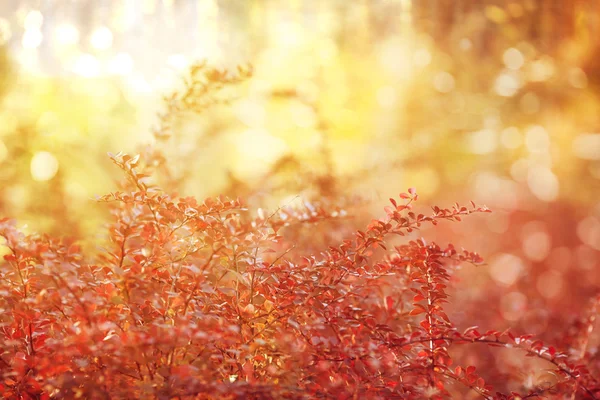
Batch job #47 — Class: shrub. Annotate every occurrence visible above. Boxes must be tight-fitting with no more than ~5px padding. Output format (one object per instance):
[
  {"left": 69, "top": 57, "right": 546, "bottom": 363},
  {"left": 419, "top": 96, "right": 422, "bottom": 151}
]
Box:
[
  {"left": 1, "top": 158, "right": 598, "bottom": 399},
  {"left": 1, "top": 64, "right": 599, "bottom": 399}
]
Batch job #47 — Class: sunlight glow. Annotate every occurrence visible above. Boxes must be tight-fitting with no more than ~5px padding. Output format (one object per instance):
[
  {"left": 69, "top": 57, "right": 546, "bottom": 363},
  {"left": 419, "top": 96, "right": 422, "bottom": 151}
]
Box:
[
  {"left": 72, "top": 53, "right": 101, "bottom": 77},
  {"left": 30, "top": 151, "right": 59, "bottom": 181},
  {"left": 54, "top": 23, "right": 79, "bottom": 46},
  {"left": 22, "top": 29, "right": 43, "bottom": 49},
  {"left": 90, "top": 26, "right": 113, "bottom": 50}
]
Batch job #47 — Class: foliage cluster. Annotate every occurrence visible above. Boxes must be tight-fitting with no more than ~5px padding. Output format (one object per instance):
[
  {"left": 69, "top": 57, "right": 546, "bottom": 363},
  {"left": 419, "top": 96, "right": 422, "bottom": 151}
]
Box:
[{"left": 1, "top": 63, "right": 599, "bottom": 399}]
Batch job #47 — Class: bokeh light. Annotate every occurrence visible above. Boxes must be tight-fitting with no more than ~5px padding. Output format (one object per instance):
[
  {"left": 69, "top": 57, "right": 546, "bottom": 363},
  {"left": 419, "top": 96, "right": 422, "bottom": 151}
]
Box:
[{"left": 30, "top": 151, "right": 59, "bottom": 181}]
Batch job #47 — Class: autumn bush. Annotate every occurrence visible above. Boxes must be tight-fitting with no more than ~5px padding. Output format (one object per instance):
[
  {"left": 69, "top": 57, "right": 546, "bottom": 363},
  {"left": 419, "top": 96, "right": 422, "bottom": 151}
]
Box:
[{"left": 1, "top": 64, "right": 600, "bottom": 400}]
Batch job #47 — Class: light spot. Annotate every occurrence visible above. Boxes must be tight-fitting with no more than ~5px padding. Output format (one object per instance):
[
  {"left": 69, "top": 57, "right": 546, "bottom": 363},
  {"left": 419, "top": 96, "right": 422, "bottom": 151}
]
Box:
[
  {"left": 525, "top": 125, "right": 550, "bottom": 153},
  {"left": 22, "top": 29, "right": 43, "bottom": 49},
  {"left": 568, "top": 68, "right": 587, "bottom": 89},
  {"left": 572, "top": 134, "right": 600, "bottom": 160},
  {"left": 468, "top": 129, "right": 497, "bottom": 154},
  {"left": 296, "top": 81, "right": 319, "bottom": 103},
  {"left": 90, "top": 26, "right": 113, "bottom": 50},
  {"left": 521, "top": 222, "right": 551, "bottom": 262},
  {"left": 520, "top": 92, "right": 540, "bottom": 114},
  {"left": 127, "top": 74, "right": 152, "bottom": 93},
  {"left": 37, "top": 112, "right": 60, "bottom": 135},
  {"left": 413, "top": 48, "right": 431, "bottom": 67},
  {"left": 459, "top": 38, "right": 472, "bottom": 51},
  {"left": 500, "top": 292, "right": 528, "bottom": 321},
  {"left": 472, "top": 171, "right": 518, "bottom": 208},
  {"left": 510, "top": 158, "right": 530, "bottom": 182},
  {"left": 494, "top": 71, "right": 521, "bottom": 97},
  {"left": 30, "top": 151, "right": 59, "bottom": 181},
  {"left": 167, "top": 54, "right": 188, "bottom": 71},
  {"left": 54, "top": 23, "right": 79, "bottom": 46},
  {"left": 501, "top": 127, "right": 522, "bottom": 149},
  {"left": 0, "top": 18, "right": 12, "bottom": 45},
  {"left": 527, "top": 166, "right": 559, "bottom": 202},
  {"left": 234, "top": 99, "right": 266, "bottom": 128},
  {"left": 24, "top": 10, "right": 43, "bottom": 30},
  {"left": 0, "top": 139, "right": 7, "bottom": 163},
  {"left": 433, "top": 71, "right": 455, "bottom": 93},
  {"left": 378, "top": 39, "right": 412, "bottom": 78},
  {"left": 72, "top": 53, "right": 100, "bottom": 77},
  {"left": 376, "top": 86, "right": 397, "bottom": 109},
  {"left": 577, "top": 216, "right": 600, "bottom": 250},
  {"left": 503, "top": 48, "right": 525, "bottom": 70},
  {"left": 236, "top": 129, "right": 288, "bottom": 171},
  {"left": 290, "top": 102, "right": 317, "bottom": 128},
  {"left": 528, "top": 58, "right": 555, "bottom": 82},
  {"left": 490, "top": 253, "right": 525, "bottom": 286},
  {"left": 318, "top": 39, "right": 338, "bottom": 63},
  {"left": 108, "top": 53, "right": 134, "bottom": 75},
  {"left": 485, "top": 6, "right": 508, "bottom": 23}
]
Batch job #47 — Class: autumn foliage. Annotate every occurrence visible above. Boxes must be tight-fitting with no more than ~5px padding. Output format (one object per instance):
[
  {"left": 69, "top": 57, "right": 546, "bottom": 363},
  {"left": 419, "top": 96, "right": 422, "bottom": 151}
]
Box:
[{"left": 1, "top": 64, "right": 600, "bottom": 399}]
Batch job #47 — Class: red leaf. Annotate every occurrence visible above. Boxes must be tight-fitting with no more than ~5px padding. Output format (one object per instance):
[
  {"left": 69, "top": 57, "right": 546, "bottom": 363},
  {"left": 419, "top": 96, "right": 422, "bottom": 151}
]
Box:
[{"left": 386, "top": 296, "right": 394, "bottom": 312}]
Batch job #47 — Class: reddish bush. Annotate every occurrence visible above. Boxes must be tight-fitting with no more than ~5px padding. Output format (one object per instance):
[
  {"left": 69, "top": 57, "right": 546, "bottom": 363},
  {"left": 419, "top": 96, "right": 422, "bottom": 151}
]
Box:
[
  {"left": 1, "top": 149, "right": 599, "bottom": 399},
  {"left": 1, "top": 64, "right": 599, "bottom": 399}
]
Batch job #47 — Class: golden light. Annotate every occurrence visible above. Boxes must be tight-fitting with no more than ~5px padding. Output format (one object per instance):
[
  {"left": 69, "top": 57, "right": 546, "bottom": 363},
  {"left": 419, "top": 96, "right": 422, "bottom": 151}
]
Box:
[
  {"left": 24, "top": 10, "right": 43, "bottom": 30},
  {"left": 318, "top": 39, "right": 338, "bottom": 64},
  {"left": 0, "top": 18, "right": 12, "bottom": 45},
  {"left": 234, "top": 128, "right": 288, "bottom": 175},
  {"left": 290, "top": 102, "right": 317, "bottom": 128},
  {"left": 54, "top": 23, "right": 79, "bottom": 46},
  {"left": 503, "top": 47, "right": 525, "bottom": 70},
  {"left": 108, "top": 53, "right": 134, "bottom": 75},
  {"left": 527, "top": 165, "right": 559, "bottom": 202},
  {"left": 433, "top": 71, "right": 455, "bottom": 93},
  {"left": 524, "top": 125, "right": 550, "bottom": 153},
  {"left": 528, "top": 57, "right": 555, "bottom": 82},
  {"left": 500, "top": 127, "right": 522, "bottom": 149},
  {"left": 273, "top": 21, "right": 304, "bottom": 49},
  {"left": 459, "top": 38, "right": 472, "bottom": 51},
  {"left": 90, "top": 26, "right": 113, "bottom": 50},
  {"left": 567, "top": 67, "right": 588, "bottom": 89},
  {"left": 376, "top": 86, "right": 397, "bottom": 109},
  {"left": 30, "top": 151, "right": 59, "bottom": 182},
  {"left": 520, "top": 92, "right": 540, "bottom": 114},
  {"left": 468, "top": 129, "right": 497, "bottom": 154},
  {"left": 572, "top": 134, "right": 600, "bottom": 160},
  {"left": 72, "top": 53, "right": 100, "bottom": 77},
  {"left": 22, "top": 29, "right": 43, "bottom": 49},
  {"left": 494, "top": 71, "right": 521, "bottom": 97},
  {"left": 0, "top": 139, "right": 8, "bottom": 163},
  {"left": 234, "top": 99, "right": 266, "bottom": 128},
  {"left": 126, "top": 74, "right": 152, "bottom": 94},
  {"left": 413, "top": 48, "right": 432, "bottom": 68},
  {"left": 166, "top": 54, "right": 189, "bottom": 71}
]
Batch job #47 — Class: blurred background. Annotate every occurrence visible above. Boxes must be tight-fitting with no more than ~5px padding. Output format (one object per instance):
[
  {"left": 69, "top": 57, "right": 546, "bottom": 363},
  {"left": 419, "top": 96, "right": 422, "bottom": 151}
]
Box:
[{"left": 0, "top": 0, "right": 599, "bottom": 391}]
